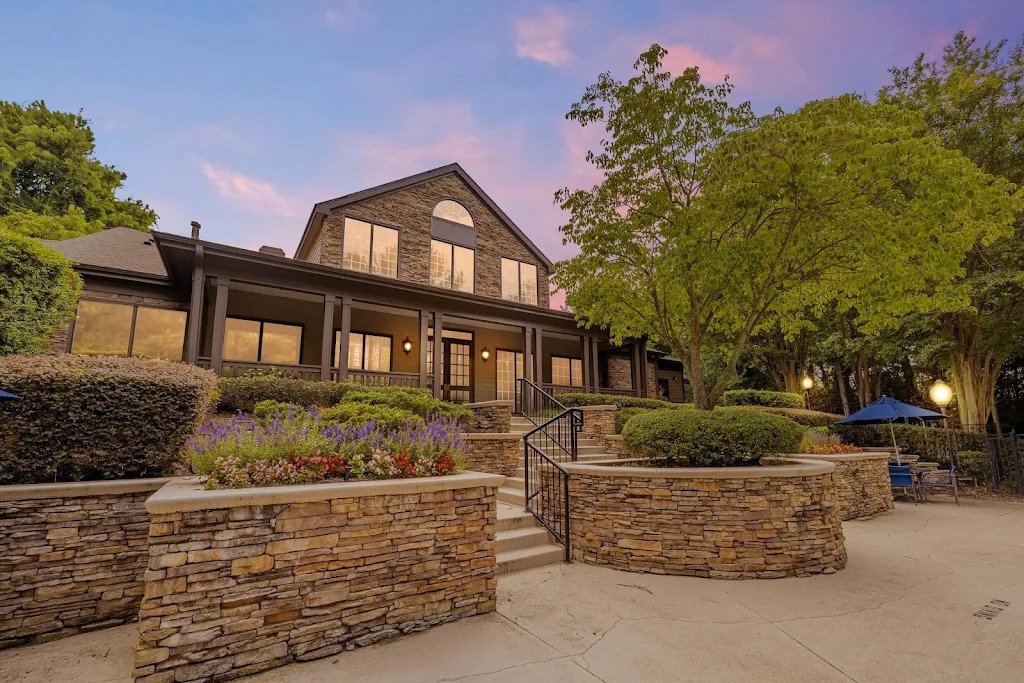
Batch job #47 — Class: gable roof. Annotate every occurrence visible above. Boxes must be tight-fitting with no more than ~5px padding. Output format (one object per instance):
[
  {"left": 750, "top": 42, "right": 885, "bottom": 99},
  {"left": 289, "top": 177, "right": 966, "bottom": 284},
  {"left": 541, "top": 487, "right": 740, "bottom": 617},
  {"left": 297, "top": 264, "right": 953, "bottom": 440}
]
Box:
[
  {"left": 294, "top": 163, "right": 553, "bottom": 268},
  {"left": 42, "top": 227, "right": 168, "bottom": 279}
]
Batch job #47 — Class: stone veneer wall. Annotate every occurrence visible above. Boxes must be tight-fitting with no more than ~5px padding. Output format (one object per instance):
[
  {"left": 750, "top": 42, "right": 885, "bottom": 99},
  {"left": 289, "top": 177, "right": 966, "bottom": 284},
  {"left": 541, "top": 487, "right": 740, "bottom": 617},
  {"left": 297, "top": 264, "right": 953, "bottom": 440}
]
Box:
[
  {"left": 462, "top": 434, "right": 521, "bottom": 478},
  {"left": 799, "top": 453, "right": 893, "bottom": 520},
  {"left": 606, "top": 356, "right": 633, "bottom": 391},
  {"left": 563, "top": 460, "right": 846, "bottom": 579},
  {"left": 0, "top": 479, "right": 170, "bottom": 647},
  {"left": 466, "top": 401, "right": 512, "bottom": 434},
  {"left": 134, "top": 474, "right": 502, "bottom": 682},
  {"left": 578, "top": 405, "right": 616, "bottom": 448},
  {"left": 603, "top": 435, "right": 633, "bottom": 460}
]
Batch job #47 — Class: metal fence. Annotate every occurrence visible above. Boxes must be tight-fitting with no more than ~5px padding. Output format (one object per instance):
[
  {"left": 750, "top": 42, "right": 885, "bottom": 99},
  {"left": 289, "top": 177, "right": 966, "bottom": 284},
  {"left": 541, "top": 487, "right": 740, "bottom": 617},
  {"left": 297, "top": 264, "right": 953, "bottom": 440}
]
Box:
[{"left": 986, "top": 433, "right": 1024, "bottom": 496}]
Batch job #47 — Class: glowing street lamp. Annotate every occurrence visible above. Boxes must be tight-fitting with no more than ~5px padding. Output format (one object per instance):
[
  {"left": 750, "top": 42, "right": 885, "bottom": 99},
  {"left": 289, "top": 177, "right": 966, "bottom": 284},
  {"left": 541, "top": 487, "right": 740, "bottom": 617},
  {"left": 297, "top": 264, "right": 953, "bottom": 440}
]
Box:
[
  {"left": 929, "top": 380, "right": 953, "bottom": 411},
  {"left": 801, "top": 375, "right": 813, "bottom": 409},
  {"left": 801, "top": 376, "right": 814, "bottom": 390}
]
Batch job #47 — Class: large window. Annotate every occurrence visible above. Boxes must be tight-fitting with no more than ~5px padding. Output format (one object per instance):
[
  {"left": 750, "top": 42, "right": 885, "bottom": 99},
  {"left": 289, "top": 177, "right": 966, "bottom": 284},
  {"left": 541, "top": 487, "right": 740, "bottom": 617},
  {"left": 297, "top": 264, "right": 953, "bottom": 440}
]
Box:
[
  {"left": 223, "top": 318, "right": 302, "bottom": 365},
  {"left": 496, "top": 350, "right": 524, "bottom": 401},
  {"left": 336, "top": 332, "right": 392, "bottom": 372},
  {"left": 551, "top": 356, "right": 584, "bottom": 386},
  {"left": 342, "top": 217, "right": 398, "bottom": 278},
  {"left": 430, "top": 239, "right": 474, "bottom": 293},
  {"left": 501, "top": 258, "right": 538, "bottom": 305},
  {"left": 71, "top": 300, "right": 186, "bottom": 361}
]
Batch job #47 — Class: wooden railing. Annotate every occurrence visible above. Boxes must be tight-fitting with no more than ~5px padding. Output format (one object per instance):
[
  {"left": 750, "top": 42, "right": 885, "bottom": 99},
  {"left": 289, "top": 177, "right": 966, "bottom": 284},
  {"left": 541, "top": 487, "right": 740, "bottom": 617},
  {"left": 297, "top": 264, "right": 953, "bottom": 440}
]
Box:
[
  {"left": 335, "top": 369, "right": 423, "bottom": 388},
  {"left": 596, "top": 386, "right": 639, "bottom": 396},
  {"left": 196, "top": 358, "right": 322, "bottom": 381},
  {"left": 542, "top": 384, "right": 640, "bottom": 397}
]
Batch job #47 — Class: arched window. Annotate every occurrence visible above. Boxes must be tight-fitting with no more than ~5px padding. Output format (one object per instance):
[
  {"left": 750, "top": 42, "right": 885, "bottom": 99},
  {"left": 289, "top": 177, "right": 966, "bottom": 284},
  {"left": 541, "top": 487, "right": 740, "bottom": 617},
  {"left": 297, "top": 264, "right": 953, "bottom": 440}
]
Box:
[{"left": 432, "top": 200, "right": 474, "bottom": 228}]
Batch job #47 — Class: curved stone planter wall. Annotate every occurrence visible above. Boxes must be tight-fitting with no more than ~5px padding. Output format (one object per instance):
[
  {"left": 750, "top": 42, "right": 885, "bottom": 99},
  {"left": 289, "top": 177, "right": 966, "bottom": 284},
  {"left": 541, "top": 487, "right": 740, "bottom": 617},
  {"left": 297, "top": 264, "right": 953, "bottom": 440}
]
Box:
[
  {"left": 463, "top": 433, "right": 521, "bottom": 477},
  {"left": 135, "top": 473, "right": 502, "bottom": 682},
  {"left": 797, "top": 453, "right": 893, "bottom": 520},
  {"left": 0, "top": 478, "right": 169, "bottom": 647},
  {"left": 563, "top": 460, "right": 846, "bottom": 580}
]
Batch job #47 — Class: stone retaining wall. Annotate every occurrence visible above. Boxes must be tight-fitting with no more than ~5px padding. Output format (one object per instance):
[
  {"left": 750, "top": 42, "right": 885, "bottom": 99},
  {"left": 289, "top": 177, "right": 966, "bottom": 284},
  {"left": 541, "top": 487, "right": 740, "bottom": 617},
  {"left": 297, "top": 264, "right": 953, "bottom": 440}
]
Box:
[
  {"left": 800, "top": 453, "right": 893, "bottom": 520},
  {"left": 578, "top": 405, "right": 616, "bottom": 448},
  {"left": 563, "top": 460, "right": 846, "bottom": 580},
  {"left": 134, "top": 474, "right": 502, "bottom": 682},
  {"left": 0, "top": 479, "right": 169, "bottom": 647},
  {"left": 466, "top": 401, "right": 512, "bottom": 434},
  {"left": 604, "top": 435, "right": 633, "bottom": 459},
  {"left": 463, "top": 433, "right": 521, "bottom": 477}
]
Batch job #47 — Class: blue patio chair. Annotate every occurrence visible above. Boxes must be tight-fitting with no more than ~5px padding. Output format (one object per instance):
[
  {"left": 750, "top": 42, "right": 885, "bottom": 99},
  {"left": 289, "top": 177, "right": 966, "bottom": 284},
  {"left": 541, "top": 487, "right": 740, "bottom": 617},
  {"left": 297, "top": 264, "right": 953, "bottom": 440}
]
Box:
[
  {"left": 918, "top": 467, "right": 960, "bottom": 506},
  {"left": 888, "top": 464, "right": 918, "bottom": 504}
]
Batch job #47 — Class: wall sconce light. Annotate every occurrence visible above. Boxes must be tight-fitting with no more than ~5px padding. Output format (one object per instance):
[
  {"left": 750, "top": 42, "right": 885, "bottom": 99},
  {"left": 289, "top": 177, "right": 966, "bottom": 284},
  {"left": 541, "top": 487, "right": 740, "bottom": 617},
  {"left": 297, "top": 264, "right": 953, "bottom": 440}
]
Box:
[
  {"left": 481, "top": 347, "right": 490, "bottom": 362},
  {"left": 402, "top": 337, "right": 412, "bottom": 354}
]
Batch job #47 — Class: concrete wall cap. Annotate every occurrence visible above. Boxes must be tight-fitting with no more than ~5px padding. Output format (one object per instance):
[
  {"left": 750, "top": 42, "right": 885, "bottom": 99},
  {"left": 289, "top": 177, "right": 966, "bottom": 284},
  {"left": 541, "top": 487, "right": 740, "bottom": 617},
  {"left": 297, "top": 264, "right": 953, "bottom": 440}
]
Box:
[
  {"left": 465, "top": 400, "right": 513, "bottom": 408},
  {"left": 463, "top": 432, "right": 522, "bottom": 440},
  {"left": 795, "top": 452, "right": 891, "bottom": 462},
  {"left": 0, "top": 477, "right": 171, "bottom": 502},
  {"left": 562, "top": 458, "right": 836, "bottom": 479},
  {"left": 146, "top": 472, "right": 505, "bottom": 514}
]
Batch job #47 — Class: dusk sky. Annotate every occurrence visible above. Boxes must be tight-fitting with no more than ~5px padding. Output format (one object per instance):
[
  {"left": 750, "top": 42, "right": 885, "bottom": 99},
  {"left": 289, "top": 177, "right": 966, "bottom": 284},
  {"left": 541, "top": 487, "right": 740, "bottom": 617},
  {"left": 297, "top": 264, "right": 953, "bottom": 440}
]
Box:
[{"left": 2, "top": 1, "right": 1021, "bottom": 308}]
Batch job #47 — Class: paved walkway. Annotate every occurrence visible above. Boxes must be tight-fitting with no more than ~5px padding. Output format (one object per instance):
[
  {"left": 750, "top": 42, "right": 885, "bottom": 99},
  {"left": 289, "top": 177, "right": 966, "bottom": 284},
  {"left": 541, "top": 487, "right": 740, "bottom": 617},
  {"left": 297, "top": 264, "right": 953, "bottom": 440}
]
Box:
[{"left": 2, "top": 498, "right": 1023, "bottom": 683}]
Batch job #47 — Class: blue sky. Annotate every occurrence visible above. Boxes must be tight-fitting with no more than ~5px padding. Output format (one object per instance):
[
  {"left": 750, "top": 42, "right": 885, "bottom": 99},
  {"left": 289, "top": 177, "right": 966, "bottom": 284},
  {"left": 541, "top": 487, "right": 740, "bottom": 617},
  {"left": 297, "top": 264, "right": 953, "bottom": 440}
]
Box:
[{"left": 2, "top": 1, "right": 1021, "bottom": 307}]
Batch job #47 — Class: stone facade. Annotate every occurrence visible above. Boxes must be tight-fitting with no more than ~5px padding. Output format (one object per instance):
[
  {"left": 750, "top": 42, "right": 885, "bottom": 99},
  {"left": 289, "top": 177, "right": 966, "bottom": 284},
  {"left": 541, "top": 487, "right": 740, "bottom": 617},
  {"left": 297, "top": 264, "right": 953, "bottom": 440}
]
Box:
[
  {"left": 0, "top": 479, "right": 169, "bottom": 647},
  {"left": 462, "top": 434, "right": 521, "bottom": 478},
  {"left": 646, "top": 361, "right": 658, "bottom": 399},
  {"left": 578, "top": 405, "right": 616, "bottom": 448},
  {"left": 466, "top": 401, "right": 512, "bottom": 433},
  {"left": 606, "top": 355, "right": 633, "bottom": 391},
  {"left": 802, "top": 453, "right": 893, "bottom": 520},
  {"left": 604, "top": 435, "right": 634, "bottom": 460},
  {"left": 306, "top": 173, "right": 550, "bottom": 308},
  {"left": 134, "top": 475, "right": 501, "bottom": 682},
  {"left": 563, "top": 461, "right": 847, "bottom": 579},
  {"left": 47, "top": 289, "right": 187, "bottom": 355}
]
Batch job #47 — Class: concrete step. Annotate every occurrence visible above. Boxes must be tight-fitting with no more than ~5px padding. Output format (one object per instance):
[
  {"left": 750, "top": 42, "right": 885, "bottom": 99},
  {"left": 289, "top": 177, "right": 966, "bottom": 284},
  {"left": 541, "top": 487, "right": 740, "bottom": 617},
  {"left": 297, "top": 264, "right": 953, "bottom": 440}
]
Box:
[
  {"left": 498, "top": 486, "right": 526, "bottom": 506},
  {"left": 497, "top": 526, "right": 556, "bottom": 553},
  {"left": 497, "top": 503, "right": 538, "bottom": 532},
  {"left": 496, "top": 543, "right": 566, "bottom": 575}
]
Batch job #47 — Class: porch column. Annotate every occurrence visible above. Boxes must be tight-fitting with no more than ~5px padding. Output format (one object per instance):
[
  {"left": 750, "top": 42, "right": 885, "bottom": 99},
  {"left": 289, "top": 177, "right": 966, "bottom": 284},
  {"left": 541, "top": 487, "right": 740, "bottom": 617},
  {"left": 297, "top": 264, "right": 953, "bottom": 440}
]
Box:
[
  {"left": 209, "top": 278, "right": 230, "bottom": 375},
  {"left": 582, "top": 334, "right": 591, "bottom": 393},
  {"left": 631, "top": 341, "right": 642, "bottom": 396},
  {"left": 534, "top": 327, "right": 543, "bottom": 387},
  {"left": 639, "top": 339, "right": 649, "bottom": 398},
  {"left": 419, "top": 310, "right": 429, "bottom": 389},
  {"left": 523, "top": 327, "right": 533, "bottom": 383},
  {"left": 185, "top": 246, "right": 204, "bottom": 364},
  {"left": 591, "top": 337, "right": 600, "bottom": 390},
  {"left": 433, "top": 313, "right": 444, "bottom": 399},
  {"left": 320, "top": 295, "right": 335, "bottom": 380},
  {"left": 338, "top": 297, "right": 352, "bottom": 382}
]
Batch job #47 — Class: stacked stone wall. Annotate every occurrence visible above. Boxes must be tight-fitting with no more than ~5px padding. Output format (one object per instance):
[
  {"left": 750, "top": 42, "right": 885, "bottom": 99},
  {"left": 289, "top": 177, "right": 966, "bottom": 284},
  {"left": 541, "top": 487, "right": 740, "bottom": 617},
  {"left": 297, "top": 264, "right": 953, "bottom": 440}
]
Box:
[
  {"left": 463, "top": 434, "right": 521, "bottom": 477},
  {"left": 803, "top": 453, "right": 893, "bottom": 520}
]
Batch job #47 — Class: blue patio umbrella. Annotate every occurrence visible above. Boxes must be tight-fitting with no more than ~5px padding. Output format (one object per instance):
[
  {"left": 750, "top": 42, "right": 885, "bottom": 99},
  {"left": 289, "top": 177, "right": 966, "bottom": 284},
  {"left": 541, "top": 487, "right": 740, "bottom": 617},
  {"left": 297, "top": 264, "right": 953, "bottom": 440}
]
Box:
[
  {"left": 837, "top": 396, "right": 948, "bottom": 463},
  {"left": 0, "top": 390, "right": 20, "bottom": 401}
]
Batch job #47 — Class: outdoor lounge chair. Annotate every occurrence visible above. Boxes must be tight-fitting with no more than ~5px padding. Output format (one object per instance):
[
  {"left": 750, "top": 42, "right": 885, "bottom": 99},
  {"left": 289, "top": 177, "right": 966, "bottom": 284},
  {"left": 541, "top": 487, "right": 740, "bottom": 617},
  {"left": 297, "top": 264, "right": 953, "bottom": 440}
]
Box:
[
  {"left": 888, "top": 464, "right": 918, "bottom": 504},
  {"left": 919, "top": 467, "right": 960, "bottom": 505}
]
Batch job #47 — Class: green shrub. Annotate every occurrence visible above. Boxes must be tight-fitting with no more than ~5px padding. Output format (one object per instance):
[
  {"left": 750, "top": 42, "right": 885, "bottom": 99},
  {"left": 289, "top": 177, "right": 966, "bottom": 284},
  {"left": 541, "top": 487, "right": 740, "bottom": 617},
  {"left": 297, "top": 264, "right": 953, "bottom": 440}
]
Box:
[
  {"left": 339, "top": 386, "right": 472, "bottom": 425},
  {"left": 835, "top": 423, "right": 986, "bottom": 461},
  {"left": 621, "top": 407, "right": 804, "bottom": 466},
  {"left": 721, "top": 389, "right": 804, "bottom": 409},
  {"left": 614, "top": 405, "right": 693, "bottom": 433},
  {"left": 556, "top": 392, "right": 678, "bottom": 410},
  {"left": 218, "top": 375, "right": 358, "bottom": 412},
  {"left": 934, "top": 450, "right": 990, "bottom": 486},
  {"left": 320, "top": 403, "right": 422, "bottom": 432},
  {"left": 0, "top": 230, "right": 82, "bottom": 355},
  {"left": 729, "top": 405, "right": 841, "bottom": 427},
  {"left": 0, "top": 354, "right": 218, "bottom": 483}
]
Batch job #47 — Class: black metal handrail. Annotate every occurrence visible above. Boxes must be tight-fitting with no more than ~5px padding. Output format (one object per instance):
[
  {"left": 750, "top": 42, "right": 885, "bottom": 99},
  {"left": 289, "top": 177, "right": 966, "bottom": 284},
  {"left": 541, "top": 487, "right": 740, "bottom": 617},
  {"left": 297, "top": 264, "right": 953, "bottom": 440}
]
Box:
[{"left": 516, "top": 377, "right": 569, "bottom": 427}]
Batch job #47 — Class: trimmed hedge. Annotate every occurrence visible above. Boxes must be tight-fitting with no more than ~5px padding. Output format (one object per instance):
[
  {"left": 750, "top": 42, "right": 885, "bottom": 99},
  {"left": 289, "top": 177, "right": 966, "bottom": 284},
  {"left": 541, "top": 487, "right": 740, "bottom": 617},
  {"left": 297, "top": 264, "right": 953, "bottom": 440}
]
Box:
[
  {"left": 730, "top": 405, "right": 842, "bottom": 427},
  {"left": 340, "top": 386, "right": 472, "bottom": 425},
  {"left": 0, "top": 355, "right": 218, "bottom": 483},
  {"left": 721, "top": 389, "right": 804, "bottom": 409},
  {"left": 218, "top": 375, "right": 359, "bottom": 412},
  {"left": 556, "top": 392, "right": 678, "bottom": 410},
  {"left": 835, "top": 423, "right": 986, "bottom": 462},
  {"left": 614, "top": 405, "right": 694, "bottom": 433},
  {"left": 621, "top": 407, "right": 804, "bottom": 466},
  {"left": 934, "top": 450, "right": 990, "bottom": 487}
]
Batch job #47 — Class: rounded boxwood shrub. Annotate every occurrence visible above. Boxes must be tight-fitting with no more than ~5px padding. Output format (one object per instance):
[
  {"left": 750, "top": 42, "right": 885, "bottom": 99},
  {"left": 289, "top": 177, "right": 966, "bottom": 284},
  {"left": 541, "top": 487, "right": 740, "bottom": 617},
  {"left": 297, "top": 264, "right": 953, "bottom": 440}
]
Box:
[
  {"left": 721, "top": 389, "right": 805, "bottom": 409},
  {"left": 729, "top": 405, "right": 841, "bottom": 427},
  {"left": 0, "top": 354, "right": 218, "bottom": 483},
  {"left": 621, "top": 407, "right": 804, "bottom": 466},
  {"left": 614, "top": 404, "right": 693, "bottom": 433},
  {"left": 218, "top": 374, "right": 359, "bottom": 412},
  {"left": 340, "top": 386, "right": 472, "bottom": 425}
]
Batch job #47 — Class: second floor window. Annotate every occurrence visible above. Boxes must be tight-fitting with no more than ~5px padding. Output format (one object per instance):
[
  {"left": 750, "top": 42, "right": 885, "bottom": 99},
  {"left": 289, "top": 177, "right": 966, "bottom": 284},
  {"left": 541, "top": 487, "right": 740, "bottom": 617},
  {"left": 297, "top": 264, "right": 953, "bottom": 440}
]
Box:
[
  {"left": 342, "top": 217, "right": 398, "bottom": 278},
  {"left": 430, "top": 239, "right": 474, "bottom": 293},
  {"left": 501, "top": 258, "right": 538, "bottom": 305}
]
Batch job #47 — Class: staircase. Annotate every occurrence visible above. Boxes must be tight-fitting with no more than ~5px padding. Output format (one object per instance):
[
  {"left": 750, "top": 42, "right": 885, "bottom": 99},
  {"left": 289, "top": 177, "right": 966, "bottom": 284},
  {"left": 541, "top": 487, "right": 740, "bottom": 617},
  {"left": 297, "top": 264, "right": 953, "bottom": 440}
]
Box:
[{"left": 495, "top": 415, "right": 613, "bottom": 574}]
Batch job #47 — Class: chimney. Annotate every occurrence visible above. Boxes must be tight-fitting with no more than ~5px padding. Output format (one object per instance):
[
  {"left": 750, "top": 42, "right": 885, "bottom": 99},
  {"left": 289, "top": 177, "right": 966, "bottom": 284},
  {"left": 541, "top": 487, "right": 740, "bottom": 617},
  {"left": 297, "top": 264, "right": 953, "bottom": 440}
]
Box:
[
  {"left": 190, "top": 221, "right": 201, "bottom": 239},
  {"left": 258, "top": 246, "right": 287, "bottom": 258}
]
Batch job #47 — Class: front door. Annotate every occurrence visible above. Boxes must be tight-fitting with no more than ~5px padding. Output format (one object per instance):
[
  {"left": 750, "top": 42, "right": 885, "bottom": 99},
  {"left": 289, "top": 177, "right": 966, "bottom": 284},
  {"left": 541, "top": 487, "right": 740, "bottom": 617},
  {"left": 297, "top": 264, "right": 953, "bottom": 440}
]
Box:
[{"left": 443, "top": 340, "right": 471, "bottom": 403}]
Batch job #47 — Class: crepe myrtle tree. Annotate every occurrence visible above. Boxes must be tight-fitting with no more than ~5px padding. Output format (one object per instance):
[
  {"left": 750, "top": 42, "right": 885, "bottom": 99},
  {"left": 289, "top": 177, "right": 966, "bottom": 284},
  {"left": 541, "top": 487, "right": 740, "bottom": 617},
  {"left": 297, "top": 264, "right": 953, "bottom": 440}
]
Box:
[{"left": 553, "top": 45, "right": 1022, "bottom": 410}]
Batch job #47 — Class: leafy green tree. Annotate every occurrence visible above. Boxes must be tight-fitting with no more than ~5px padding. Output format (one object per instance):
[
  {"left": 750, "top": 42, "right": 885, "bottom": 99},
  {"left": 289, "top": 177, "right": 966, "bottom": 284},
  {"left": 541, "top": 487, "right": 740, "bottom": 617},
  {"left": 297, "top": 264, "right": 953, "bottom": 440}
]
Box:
[
  {"left": 554, "top": 45, "right": 1021, "bottom": 410},
  {"left": 0, "top": 100, "right": 156, "bottom": 237},
  {"left": 880, "top": 32, "right": 1024, "bottom": 427},
  {"left": 0, "top": 230, "right": 82, "bottom": 355}
]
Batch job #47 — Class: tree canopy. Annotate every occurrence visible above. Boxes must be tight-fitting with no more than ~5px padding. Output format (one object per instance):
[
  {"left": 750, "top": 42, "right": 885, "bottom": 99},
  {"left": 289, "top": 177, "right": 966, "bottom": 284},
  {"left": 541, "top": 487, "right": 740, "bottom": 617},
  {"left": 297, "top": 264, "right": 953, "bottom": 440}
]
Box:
[
  {"left": 554, "top": 44, "right": 1022, "bottom": 410},
  {"left": 0, "top": 100, "right": 156, "bottom": 238}
]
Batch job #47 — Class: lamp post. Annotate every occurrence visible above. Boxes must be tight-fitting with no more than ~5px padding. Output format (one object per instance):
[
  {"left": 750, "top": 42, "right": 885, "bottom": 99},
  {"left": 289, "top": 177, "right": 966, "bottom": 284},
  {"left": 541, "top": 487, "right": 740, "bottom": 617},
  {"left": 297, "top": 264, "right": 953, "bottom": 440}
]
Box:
[
  {"left": 930, "top": 380, "right": 955, "bottom": 471},
  {"left": 801, "top": 375, "right": 813, "bottom": 410}
]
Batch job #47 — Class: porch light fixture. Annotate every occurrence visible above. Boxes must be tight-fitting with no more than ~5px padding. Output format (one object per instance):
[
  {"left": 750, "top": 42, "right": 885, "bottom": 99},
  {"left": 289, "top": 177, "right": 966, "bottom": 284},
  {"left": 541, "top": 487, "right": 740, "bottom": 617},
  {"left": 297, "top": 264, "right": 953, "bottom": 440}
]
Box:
[
  {"left": 801, "top": 376, "right": 814, "bottom": 390},
  {"left": 481, "top": 347, "right": 490, "bottom": 362},
  {"left": 402, "top": 337, "right": 413, "bottom": 354},
  {"left": 930, "top": 380, "right": 953, "bottom": 409}
]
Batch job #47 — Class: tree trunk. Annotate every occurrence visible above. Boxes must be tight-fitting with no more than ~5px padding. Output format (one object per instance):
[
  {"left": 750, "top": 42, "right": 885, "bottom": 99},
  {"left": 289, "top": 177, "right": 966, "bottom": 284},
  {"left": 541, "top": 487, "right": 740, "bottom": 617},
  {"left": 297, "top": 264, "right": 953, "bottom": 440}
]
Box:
[
  {"left": 855, "top": 354, "right": 872, "bottom": 408},
  {"left": 901, "top": 356, "right": 918, "bottom": 403},
  {"left": 949, "top": 351, "right": 1001, "bottom": 427},
  {"left": 835, "top": 363, "right": 851, "bottom": 416}
]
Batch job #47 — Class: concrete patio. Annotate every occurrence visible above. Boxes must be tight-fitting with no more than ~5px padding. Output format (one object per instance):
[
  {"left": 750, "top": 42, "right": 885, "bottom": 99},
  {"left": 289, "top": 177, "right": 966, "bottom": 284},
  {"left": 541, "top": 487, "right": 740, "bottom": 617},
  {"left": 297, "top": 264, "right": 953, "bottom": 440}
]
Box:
[{"left": 2, "top": 497, "right": 1022, "bottom": 683}]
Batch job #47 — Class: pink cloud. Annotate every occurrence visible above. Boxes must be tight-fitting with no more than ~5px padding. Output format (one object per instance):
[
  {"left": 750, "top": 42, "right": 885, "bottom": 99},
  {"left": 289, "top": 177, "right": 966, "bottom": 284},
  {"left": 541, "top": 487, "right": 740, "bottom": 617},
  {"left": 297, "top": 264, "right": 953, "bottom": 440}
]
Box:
[
  {"left": 515, "top": 7, "right": 572, "bottom": 66},
  {"left": 200, "top": 162, "right": 308, "bottom": 219},
  {"left": 660, "top": 43, "right": 740, "bottom": 84}
]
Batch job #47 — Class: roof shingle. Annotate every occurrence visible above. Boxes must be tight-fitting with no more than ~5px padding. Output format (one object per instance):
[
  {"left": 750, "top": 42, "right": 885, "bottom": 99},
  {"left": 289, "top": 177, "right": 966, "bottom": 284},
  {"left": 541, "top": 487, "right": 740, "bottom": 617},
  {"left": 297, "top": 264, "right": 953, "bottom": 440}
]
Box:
[{"left": 42, "top": 227, "right": 167, "bottom": 279}]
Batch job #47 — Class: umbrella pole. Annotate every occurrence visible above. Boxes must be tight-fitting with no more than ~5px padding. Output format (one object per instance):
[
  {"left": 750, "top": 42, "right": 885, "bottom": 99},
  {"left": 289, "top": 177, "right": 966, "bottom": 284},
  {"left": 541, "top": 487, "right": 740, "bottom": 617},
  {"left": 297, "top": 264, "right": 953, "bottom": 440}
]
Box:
[{"left": 889, "top": 422, "right": 901, "bottom": 465}]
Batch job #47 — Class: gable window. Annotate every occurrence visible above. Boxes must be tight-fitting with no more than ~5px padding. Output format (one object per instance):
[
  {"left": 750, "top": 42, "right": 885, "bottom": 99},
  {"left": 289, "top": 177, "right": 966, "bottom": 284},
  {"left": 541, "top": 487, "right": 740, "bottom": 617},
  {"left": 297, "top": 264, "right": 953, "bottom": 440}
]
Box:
[
  {"left": 501, "top": 258, "right": 538, "bottom": 305},
  {"left": 71, "top": 299, "right": 186, "bottom": 361},
  {"left": 432, "top": 200, "right": 474, "bottom": 227},
  {"left": 223, "top": 318, "right": 302, "bottom": 365},
  {"left": 430, "top": 239, "right": 474, "bottom": 293},
  {"left": 335, "top": 331, "right": 392, "bottom": 371},
  {"left": 551, "top": 356, "right": 583, "bottom": 386},
  {"left": 341, "top": 217, "right": 398, "bottom": 278}
]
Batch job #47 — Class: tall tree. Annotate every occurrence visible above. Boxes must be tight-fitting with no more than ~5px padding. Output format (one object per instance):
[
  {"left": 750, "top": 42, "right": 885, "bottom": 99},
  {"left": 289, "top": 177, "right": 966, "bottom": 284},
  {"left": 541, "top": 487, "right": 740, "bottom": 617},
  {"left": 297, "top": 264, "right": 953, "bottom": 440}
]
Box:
[
  {"left": 554, "top": 45, "right": 1021, "bottom": 410},
  {"left": 880, "top": 32, "right": 1024, "bottom": 426},
  {"left": 0, "top": 100, "right": 156, "bottom": 238}
]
